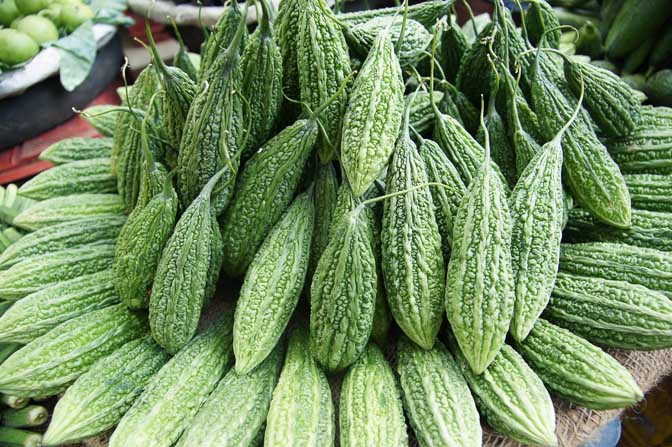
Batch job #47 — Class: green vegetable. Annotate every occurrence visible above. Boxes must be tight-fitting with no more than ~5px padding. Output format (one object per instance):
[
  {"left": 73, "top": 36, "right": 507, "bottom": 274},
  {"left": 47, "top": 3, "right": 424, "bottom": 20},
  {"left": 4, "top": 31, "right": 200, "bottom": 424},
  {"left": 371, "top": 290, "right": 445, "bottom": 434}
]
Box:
[
  {"left": 59, "top": 3, "right": 92, "bottom": 32},
  {"left": 339, "top": 343, "right": 407, "bottom": 447},
  {"left": 456, "top": 22, "right": 504, "bottom": 106},
  {"left": 275, "top": 0, "right": 303, "bottom": 112},
  {"left": 449, "top": 338, "right": 558, "bottom": 447},
  {"left": 439, "top": 19, "right": 469, "bottom": 83},
  {"left": 0, "top": 427, "right": 42, "bottom": 447},
  {"left": 604, "top": 0, "right": 669, "bottom": 59},
  {"left": 39, "top": 137, "right": 113, "bottom": 165},
  {"left": 546, "top": 272, "right": 672, "bottom": 350},
  {"left": 341, "top": 29, "right": 403, "bottom": 197},
  {"left": 171, "top": 22, "right": 198, "bottom": 82},
  {"left": 199, "top": 0, "right": 247, "bottom": 82},
  {"left": 624, "top": 174, "right": 672, "bottom": 212},
  {"left": 11, "top": 15, "right": 57, "bottom": 44},
  {"left": 233, "top": 192, "right": 314, "bottom": 374},
  {"left": 445, "top": 136, "right": 515, "bottom": 374},
  {"left": 559, "top": 242, "right": 672, "bottom": 299},
  {"left": 0, "top": 270, "right": 118, "bottom": 344},
  {"left": 516, "top": 319, "right": 643, "bottom": 410},
  {"left": 0, "top": 244, "right": 114, "bottom": 301},
  {"left": 176, "top": 343, "right": 283, "bottom": 447},
  {"left": 0, "top": 215, "right": 124, "bottom": 269},
  {"left": 645, "top": 70, "right": 672, "bottom": 107},
  {"left": 649, "top": 24, "right": 672, "bottom": 69},
  {"left": 0, "top": 344, "right": 21, "bottom": 365},
  {"left": 621, "top": 35, "right": 655, "bottom": 74},
  {"left": 18, "top": 158, "right": 115, "bottom": 200},
  {"left": 297, "top": 0, "right": 351, "bottom": 162},
  {"left": 526, "top": 0, "right": 560, "bottom": 48},
  {"left": 14, "top": 0, "right": 45, "bottom": 15},
  {"left": 42, "top": 337, "right": 169, "bottom": 446},
  {"left": 219, "top": 118, "right": 317, "bottom": 277},
  {"left": 0, "top": 29, "right": 39, "bottom": 65},
  {"left": 0, "top": 304, "right": 147, "bottom": 398},
  {"left": 310, "top": 184, "right": 376, "bottom": 371},
  {"left": 432, "top": 109, "right": 485, "bottom": 186},
  {"left": 382, "top": 112, "right": 444, "bottom": 349},
  {"left": 339, "top": 0, "right": 451, "bottom": 27},
  {"left": 109, "top": 315, "right": 233, "bottom": 447},
  {"left": 308, "top": 162, "right": 339, "bottom": 278},
  {"left": 81, "top": 105, "right": 121, "bottom": 137},
  {"left": 0, "top": 0, "right": 20, "bottom": 27},
  {"left": 0, "top": 394, "right": 28, "bottom": 409},
  {"left": 265, "top": 328, "right": 334, "bottom": 447},
  {"left": 396, "top": 336, "right": 481, "bottom": 447},
  {"left": 13, "top": 194, "right": 124, "bottom": 231},
  {"left": 1, "top": 405, "right": 48, "bottom": 428}
]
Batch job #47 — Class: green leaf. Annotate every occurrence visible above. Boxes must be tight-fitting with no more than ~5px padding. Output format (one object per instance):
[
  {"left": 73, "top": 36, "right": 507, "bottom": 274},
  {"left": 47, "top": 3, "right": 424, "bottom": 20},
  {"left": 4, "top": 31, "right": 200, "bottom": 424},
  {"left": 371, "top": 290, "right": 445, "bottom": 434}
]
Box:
[{"left": 52, "top": 22, "right": 96, "bottom": 92}]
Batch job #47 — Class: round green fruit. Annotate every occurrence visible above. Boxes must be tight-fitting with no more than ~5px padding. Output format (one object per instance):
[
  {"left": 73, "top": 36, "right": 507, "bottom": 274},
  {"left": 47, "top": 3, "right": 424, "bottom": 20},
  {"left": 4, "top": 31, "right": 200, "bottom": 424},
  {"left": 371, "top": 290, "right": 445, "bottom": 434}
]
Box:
[
  {"left": 12, "top": 14, "right": 59, "bottom": 43},
  {"left": 0, "top": 0, "right": 20, "bottom": 26},
  {"left": 0, "top": 28, "right": 39, "bottom": 65},
  {"left": 60, "top": 3, "right": 92, "bottom": 32},
  {"left": 14, "top": 0, "right": 47, "bottom": 15}
]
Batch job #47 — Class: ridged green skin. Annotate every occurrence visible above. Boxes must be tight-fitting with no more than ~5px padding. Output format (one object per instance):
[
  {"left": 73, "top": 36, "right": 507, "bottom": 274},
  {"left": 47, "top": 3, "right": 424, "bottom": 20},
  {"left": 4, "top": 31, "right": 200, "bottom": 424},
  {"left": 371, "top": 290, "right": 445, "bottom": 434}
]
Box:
[
  {"left": 624, "top": 174, "right": 672, "bottom": 212},
  {"left": 339, "top": 343, "right": 407, "bottom": 447},
  {"left": 0, "top": 271, "right": 118, "bottom": 344},
  {"left": 346, "top": 17, "right": 431, "bottom": 68},
  {"left": 563, "top": 207, "right": 672, "bottom": 252},
  {"left": 559, "top": 242, "right": 672, "bottom": 299},
  {"left": 438, "top": 89, "right": 464, "bottom": 127},
  {"left": 219, "top": 119, "right": 317, "bottom": 276},
  {"left": 206, "top": 216, "right": 224, "bottom": 301},
  {"left": 525, "top": 0, "right": 560, "bottom": 48},
  {"left": 418, "top": 137, "right": 466, "bottom": 259},
  {"left": 341, "top": 30, "right": 403, "bottom": 197},
  {"left": 308, "top": 162, "right": 339, "bottom": 278},
  {"left": 81, "top": 105, "right": 119, "bottom": 137},
  {"left": 275, "top": 0, "right": 303, "bottom": 108},
  {"left": 13, "top": 194, "right": 124, "bottom": 231},
  {"left": 445, "top": 155, "right": 515, "bottom": 374},
  {"left": 531, "top": 52, "right": 631, "bottom": 228},
  {"left": 405, "top": 90, "right": 444, "bottom": 135},
  {"left": 439, "top": 21, "right": 469, "bottom": 83},
  {"left": 0, "top": 216, "right": 125, "bottom": 269},
  {"left": 297, "top": 0, "right": 351, "bottom": 162},
  {"left": 508, "top": 77, "right": 544, "bottom": 175},
  {"left": 604, "top": 0, "right": 669, "bottom": 59},
  {"left": 42, "top": 337, "right": 169, "bottom": 446},
  {"left": 240, "top": 10, "right": 283, "bottom": 159},
  {"left": 310, "top": 193, "right": 376, "bottom": 371},
  {"left": 113, "top": 68, "right": 160, "bottom": 212},
  {"left": 113, "top": 179, "right": 178, "bottom": 309},
  {"left": 18, "top": 158, "right": 115, "bottom": 200},
  {"left": 149, "top": 170, "right": 224, "bottom": 354},
  {"left": 564, "top": 60, "right": 640, "bottom": 138},
  {"left": 265, "top": 328, "right": 334, "bottom": 447},
  {"left": 173, "top": 35, "right": 198, "bottom": 83},
  {"left": 382, "top": 131, "right": 444, "bottom": 349},
  {"left": 109, "top": 315, "right": 233, "bottom": 447},
  {"left": 606, "top": 122, "right": 672, "bottom": 175},
  {"left": 0, "top": 244, "right": 115, "bottom": 301},
  {"left": 456, "top": 22, "right": 504, "bottom": 105},
  {"left": 476, "top": 97, "right": 517, "bottom": 187},
  {"left": 177, "top": 8, "right": 247, "bottom": 215},
  {"left": 546, "top": 272, "right": 672, "bottom": 350},
  {"left": 516, "top": 319, "right": 643, "bottom": 410},
  {"left": 0, "top": 304, "right": 147, "bottom": 398},
  {"left": 339, "top": 0, "right": 453, "bottom": 27},
  {"left": 39, "top": 137, "right": 113, "bottom": 165},
  {"left": 176, "top": 344, "right": 283, "bottom": 447},
  {"left": 234, "top": 193, "right": 314, "bottom": 374},
  {"left": 433, "top": 112, "right": 485, "bottom": 185},
  {"left": 449, "top": 339, "right": 558, "bottom": 447},
  {"left": 396, "top": 337, "right": 481, "bottom": 447},
  {"left": 199, "top": 0, "right": 247, "bottom": 81},
  {"left": 509, "top": 137, "right": 564, "bottom": 342}
]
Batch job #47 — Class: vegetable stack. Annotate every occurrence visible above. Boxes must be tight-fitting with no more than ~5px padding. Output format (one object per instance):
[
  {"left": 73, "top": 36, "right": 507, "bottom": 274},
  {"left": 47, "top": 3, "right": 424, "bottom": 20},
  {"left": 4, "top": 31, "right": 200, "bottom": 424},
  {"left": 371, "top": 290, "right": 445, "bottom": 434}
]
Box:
[{"left": 0, "top": 0, "right": 671, "bottom": 446}]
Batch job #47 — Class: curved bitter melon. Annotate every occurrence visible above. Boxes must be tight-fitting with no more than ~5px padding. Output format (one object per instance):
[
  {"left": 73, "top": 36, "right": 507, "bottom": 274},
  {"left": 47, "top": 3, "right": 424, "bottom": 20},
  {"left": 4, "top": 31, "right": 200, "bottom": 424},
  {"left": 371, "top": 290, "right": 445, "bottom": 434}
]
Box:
[{"left": 18, "top": 158, "right": 116, "bottom": 200}]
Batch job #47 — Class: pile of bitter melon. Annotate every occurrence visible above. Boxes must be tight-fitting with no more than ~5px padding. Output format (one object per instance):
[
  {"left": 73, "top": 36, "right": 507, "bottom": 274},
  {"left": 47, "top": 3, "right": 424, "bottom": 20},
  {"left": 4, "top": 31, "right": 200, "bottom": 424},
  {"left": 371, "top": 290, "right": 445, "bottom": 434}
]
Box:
[{"left": 0, "top": 0, "right": 671, "bottom": 445}]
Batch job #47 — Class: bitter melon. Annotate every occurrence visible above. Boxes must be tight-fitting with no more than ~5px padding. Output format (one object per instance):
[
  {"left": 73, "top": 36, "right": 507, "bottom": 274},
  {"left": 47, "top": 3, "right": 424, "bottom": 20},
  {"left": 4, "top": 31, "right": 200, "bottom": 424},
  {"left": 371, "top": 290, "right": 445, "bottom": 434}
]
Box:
[
  {"left": 506, "top": 72, "right": 543, "bottom": 176},
  {"left": 559, "top": 242, "right": 672, "bottom": 299},
  {"left": 233, "top": 193, "right": 314, "bottom": 374},
  {"left": 545, "top": 272, "right": 672, "bottom": 350},
  {"left": 405, "top": 90, "right": 444, "bottom": 135},
  {"left": 308, "top": 162, "right": 338, "bottom": 278},
  {"left": 0, "top": 215, "right": 125, "bottom": 269},
  {"left": 149, "top": 168, "right": 227, "bottom": 354},
  {"left": 297, "top": 0, "right": 351, "bottom": 162},
  {"left": 310, "top": 185, "right": 376, "bottom": 371},
  {"left": 525, "top": 0, "right": 560, "bottom": 48},
  {"left": 275, "top": 0, "right": 303, "bottom": 113},
  {"left": 382, "top": 115, "right": 444, "bottom": 349},
  {"left": 198, "top": 0, "right": 247, "bottom": 81},
  {"left": 177, "top": 2, "right": 249, "bottom": 214},
  {"left": 109, "top": 314, "right": 233, "bottom": 447},
  {"left": 396, "top": 336, "right": 481, "bottom": 447},
  {"left": 516, "top": 319, "right": 643, "bottom": 410},
  {"left": 113, "top": 172, "right": 178, "bottom": 309},
  {"left": 445, "top": 140, "right": 515, "bottom": 374},
  {"left": 0, "top": 271, "right": 118, "bottom": 344},
  {"left": 42, "top": 337, "right": 169, "bottom": 446},
  {"left": 39, "top": 137, "right": 113, "bottom": 165},
  {"left": 339, "top": 0, "right": 452, "bottom": 27},
  {"left": 341, "top": 29, "right": 403, "bottom": 197},
  {"left": 171, "top": 22, "right": 199, "bottom": 82},
  {"left": 81, "top": 105, "right": 119, "bottom": 137},
  {"left": 13, "top": 194, "right": 124, "bottom": 231},
  {"left": 18, "top": 158, "right": 115, "bottom": 200},
  {"left": 0, "top": 244, "right": 115, "bottom": 300},
  {"left": 265, "top": 328, "right": 334, "bottom": 447},
  {"left": 240, "top": 0, "right": 283, "bottom": 159},
  {"left": 624, "top": 173, "right": 672, "bottom": 212},
  {"left": 417, "top": 135, "right": 466, "bottom": 259},
  {"left": 604, "top": 0, "right": 669, "bottom": 59},
  {"left": 439, "top": 18, "right": 469, "bottom": 83},
  {"left": 339, "top": 343, "right": 407, "bottom": 447},
  {"left": 432, "top": 110, "right": 485, "bottom": 186},
  {"left": 219, "top": 118, "right": 318, "bottom": 277},
  {"left": 0, "top": 304, "right": 147, "bottom": 398},
  {"left": 448, "top": 337, "right": 558, "bottom": 447},
  {"left": 176, "top": 343, "right": 283, "bottom": 447},
  {"left": 456, "top": 21, "right": 504, "bottom": 106}
]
